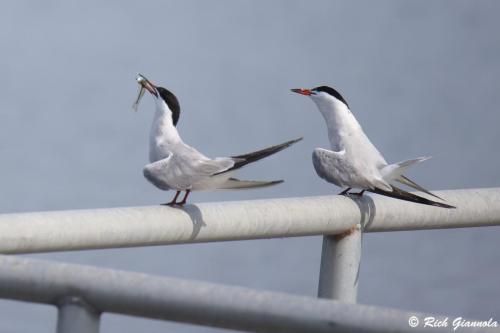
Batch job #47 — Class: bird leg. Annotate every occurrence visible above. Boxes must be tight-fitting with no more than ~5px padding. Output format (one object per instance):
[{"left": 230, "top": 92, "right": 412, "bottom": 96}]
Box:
[
  {"left": 338, "top": 188, "right": 352, "bottom": 196},
  {"left": 163, "top": 191, "right": 181, "bottom": 206},
  {"left": 350, "top": 190, "right": 365, "bottom": 196},
  {"left": 177, "top": 190, "right": 191, "bottom": 206}
]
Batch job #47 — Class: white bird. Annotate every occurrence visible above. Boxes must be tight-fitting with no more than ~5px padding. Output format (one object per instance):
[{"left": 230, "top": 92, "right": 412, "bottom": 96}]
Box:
[
  {"left": 291, "top": 86, "right": 454, "bottom": 208},
  {"left": 133, "top": 74, "right": 302, "bottom": 205}
]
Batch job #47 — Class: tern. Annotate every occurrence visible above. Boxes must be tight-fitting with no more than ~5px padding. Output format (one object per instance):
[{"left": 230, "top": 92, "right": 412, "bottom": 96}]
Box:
[
  {"left": 133, "top": 74, "right": 302, "bottom": 205},
  {"left": 291, "top": 86, "right": 454, "bottom": 209}
]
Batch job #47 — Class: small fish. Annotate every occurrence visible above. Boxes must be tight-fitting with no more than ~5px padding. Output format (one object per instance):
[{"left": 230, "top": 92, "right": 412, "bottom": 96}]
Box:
[
  {"left": 132, "top": 73, "right": 149, "bottom": 112},
  {"left": 132, "top": 85, "right": 145, "bottom": 112}
]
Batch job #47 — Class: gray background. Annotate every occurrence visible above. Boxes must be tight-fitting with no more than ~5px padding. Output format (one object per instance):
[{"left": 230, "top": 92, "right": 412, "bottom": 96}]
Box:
[{"left": 1, "top": 0, "right": 499, "bottom": 332}]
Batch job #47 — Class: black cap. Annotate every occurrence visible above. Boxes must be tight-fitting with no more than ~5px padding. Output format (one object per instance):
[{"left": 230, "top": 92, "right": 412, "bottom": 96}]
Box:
[
  {"left": 312, "top": 86, "right": 349, "bottom": 108},
  {"left": 157, "top": 87, "right": 181, "bottom": 126}
]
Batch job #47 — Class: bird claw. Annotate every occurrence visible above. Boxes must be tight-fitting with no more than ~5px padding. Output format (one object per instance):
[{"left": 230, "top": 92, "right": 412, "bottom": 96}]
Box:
[
  {"left": 338, "top": 188, "right": 351, "bottom": 196},
  {"left": 161, "top": 201, "right": 187, "bottom": 207},
  {"left": 339, "top": 189, "right": 365, "bottom": 197}
]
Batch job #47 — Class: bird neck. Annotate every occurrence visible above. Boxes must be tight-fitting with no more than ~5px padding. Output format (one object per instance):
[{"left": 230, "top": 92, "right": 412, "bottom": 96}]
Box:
[
  {"left": 149, "top": 102, "right": 182, "bottom": 161},
  {"left": 315, "top": 100, "right": 362, "bottom": 150}
]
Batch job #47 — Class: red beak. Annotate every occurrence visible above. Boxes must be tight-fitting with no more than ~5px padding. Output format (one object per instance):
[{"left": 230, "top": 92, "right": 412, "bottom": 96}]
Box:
[
  {"left": 142, "top": 80, "right": 157, "bottom": 96},
  {"left": 291, "top": 88, "right": 312, "bottom": 96}
]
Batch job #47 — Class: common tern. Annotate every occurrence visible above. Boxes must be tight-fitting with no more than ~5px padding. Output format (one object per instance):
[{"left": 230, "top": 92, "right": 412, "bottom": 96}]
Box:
[
  {"left": 133, "top": 74, "right": 302, "bottom": 205},
  {"left": 291, "top": 86, "right": 454, "bottom": 209}
]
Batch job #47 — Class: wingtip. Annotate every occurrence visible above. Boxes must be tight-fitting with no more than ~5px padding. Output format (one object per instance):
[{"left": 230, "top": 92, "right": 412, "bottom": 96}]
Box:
[
  {"left": 413, "top": 156, "right": 432, "bottom": 163},
  {"left": 288, "top": 137, "right": 304, "bottom": 145},
  {"left": 225, "top": 137, "right": 303, "bottom": 174},
  {"left": 436, "top": 202, "right": 456, "bottom": 209},
  {"left": 430, "top": 201, "right": 457, "bottom": 209},
  {"left": 370, "top": 185, "right": 457, "bottom": 209},
  {"left": 217, "top": 178, "right": 284, "bottom": 190}
]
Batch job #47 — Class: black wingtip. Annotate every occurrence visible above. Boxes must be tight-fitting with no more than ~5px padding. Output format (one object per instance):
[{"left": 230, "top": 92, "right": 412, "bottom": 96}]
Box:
[
  {"left": 369, "top": 186, "right": 456, "bottom": 209},
  {"left": 228, "top": 137, "right": 303, "bottom": 170},
  {"left": 398, "top": 175, "right": 444, "bottom": 200},
  {"left": 289, "top": 137, "right": 304, "bottom": 144},
  {"left": 212, "top": 138, "right": 302, "bottom": 176}
]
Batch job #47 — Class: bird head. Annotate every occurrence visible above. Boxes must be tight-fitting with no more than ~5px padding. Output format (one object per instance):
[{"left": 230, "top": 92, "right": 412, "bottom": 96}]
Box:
[
  {"left": 134, "top": 74, "right": 181, "bottom": 126},
  {"left": 137, "top": 73, "right": 158, "bottom": 98},
  {"left": 291, "top": 86, "right": 349, "bottom": 109}
]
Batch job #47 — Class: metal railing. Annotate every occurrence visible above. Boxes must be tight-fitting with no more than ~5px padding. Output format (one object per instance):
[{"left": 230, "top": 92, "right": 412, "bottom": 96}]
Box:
[{"left": 0, "top": 187, "right": 498, "bottom": 332}]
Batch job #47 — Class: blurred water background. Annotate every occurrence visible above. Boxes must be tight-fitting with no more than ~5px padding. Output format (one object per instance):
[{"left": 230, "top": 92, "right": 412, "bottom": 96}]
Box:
[{"left": 0, "top": 1, "right": 499, "bottom": 332}]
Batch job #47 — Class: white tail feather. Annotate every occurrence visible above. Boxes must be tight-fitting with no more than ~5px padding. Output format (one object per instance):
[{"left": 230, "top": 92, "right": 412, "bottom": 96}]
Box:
[
  {"left": 380, "top": 157, "right": 444, "bottom": 200},
  {"left": 380, "top": 156, "right": 431, "bottom": 181}
]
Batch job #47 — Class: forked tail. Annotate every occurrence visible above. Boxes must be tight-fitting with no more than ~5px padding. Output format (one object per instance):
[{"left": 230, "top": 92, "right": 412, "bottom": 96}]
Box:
[{"left": 381, "top": 157, "right": 443, "bottom": 200}]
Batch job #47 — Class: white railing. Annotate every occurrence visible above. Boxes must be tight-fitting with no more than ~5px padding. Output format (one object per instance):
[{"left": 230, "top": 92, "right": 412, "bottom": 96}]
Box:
[
  {"left": 0, "top": 187, "right": 498, "bottom": 332},
  {"left": 0, "top": 255, "right": 448, "bottom": 333}
]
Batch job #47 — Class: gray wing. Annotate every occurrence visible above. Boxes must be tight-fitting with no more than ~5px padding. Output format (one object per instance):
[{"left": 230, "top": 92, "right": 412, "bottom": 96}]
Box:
[
  {"left": 175, "top": 143, "right": 236, "bottom": 176},
  {"left": 143, "top": 153, "right": 235, "bottom": 190},
  {"left": 313, "top": 148, "right": 392, "bottom": 191},
  {"left": 189, "top": 156, "right": 235, "bottom": 176},
  {"left": 143, "top": 154, "right": 174, "bottom": 190},
  {"left": 312, "top": 148, "right": 346, "bottom": 187}
]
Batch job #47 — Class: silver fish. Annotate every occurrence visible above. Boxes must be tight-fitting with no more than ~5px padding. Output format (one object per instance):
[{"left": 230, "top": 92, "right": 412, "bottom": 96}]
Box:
[
  {"left": 132, "top": 73, "right": 149, "bottom": 112},
  {"left": 132, "top": 85, "right": 145, "bottom": 112}
]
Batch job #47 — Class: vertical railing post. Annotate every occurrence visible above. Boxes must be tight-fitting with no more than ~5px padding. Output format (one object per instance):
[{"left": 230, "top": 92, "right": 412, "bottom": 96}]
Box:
[
  {"left": 317, "top": 224, "right": 361, "bottom": 303},
  {"left": 56, "top": 296, "right": 101, "bottom": 333}
]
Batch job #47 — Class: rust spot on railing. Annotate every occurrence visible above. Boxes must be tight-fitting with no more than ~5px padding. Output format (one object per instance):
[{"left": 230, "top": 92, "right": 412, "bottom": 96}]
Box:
[{"left": 334, "top": 224, "right": 359, "bottom": 241}]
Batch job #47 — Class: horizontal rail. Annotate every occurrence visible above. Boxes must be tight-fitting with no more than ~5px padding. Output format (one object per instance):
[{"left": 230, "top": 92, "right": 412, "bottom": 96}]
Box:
[
  {"left": 0, "top": 255, "right": 481, "bottom": 333},
  {"left": 0, "top": 188, "right": 499, "bottom": 254}
]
